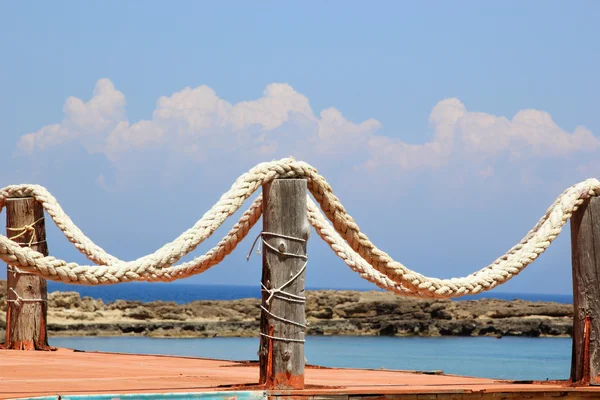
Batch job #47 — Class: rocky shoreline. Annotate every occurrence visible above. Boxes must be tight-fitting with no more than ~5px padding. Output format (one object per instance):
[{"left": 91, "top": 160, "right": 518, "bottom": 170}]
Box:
[{"left": 0, "top": 280, "right": 573, "bottom": 338}]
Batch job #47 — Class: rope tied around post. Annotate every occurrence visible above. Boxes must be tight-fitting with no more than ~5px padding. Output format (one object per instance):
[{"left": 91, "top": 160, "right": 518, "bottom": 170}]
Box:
[
  {"left": 6, "top": 216, "right": 45, "bottom": 246},
  {"left": 4, "top": 196, "right": 53, "bottom": 351},
  {"left": 7, "top": 265, "right": 37, "bottom": 277},
  {"left": 0, "top": 159, "right": 599, "bottom": 299},
  {"left": 7, "top": 288, "right": 47, "bottom": 308},
  {"left": 6, "top": 216, "right": 46, "bottom": 276},
  {"left": 248, "top": 231, "right": 308, "bottom": 343}
]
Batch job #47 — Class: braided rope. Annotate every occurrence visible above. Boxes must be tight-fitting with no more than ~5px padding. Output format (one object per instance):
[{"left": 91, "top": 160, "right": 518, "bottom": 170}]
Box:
[
  {"left": 0, "top": 194, "right": 264, "bottom": 284},
  {"left": 0, "top": 158, "right": 598, "bottom": 298}
]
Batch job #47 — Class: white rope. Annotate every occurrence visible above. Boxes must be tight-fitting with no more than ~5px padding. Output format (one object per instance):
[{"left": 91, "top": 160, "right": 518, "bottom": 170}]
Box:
[
  {"left": 249, "top": 231, "right": 307, "bottom": 342},
  {"left": 247, "top": 231, "right": 309, "bottom": 262},
  {"left": 248, "top": 232, "right": 308, "bottom": 304},
  {"left": 260, "top": 261, "right": 308, "bottom": 306},
  {"left": 7, "top": 288, "right": 46, "bottom": 307},
  {"left": 7, "top": 265, "right": 36, "bottom": 276},
  {"left": 259, "top": 332, "right": 306, "bottom": 343},
  {"left": 7, "top": 217, "right": 45, "bottom": 247},
  {"left": 260, "top": 305, "right": 307, "bottom": 329},
  {"left": 261, "top": 283, "right": 306, "bottom": 304},
  {"left": 0, "top": 158, "right": 598, "bottom": 299},
  {"left": 0, "top": 193, "right": 265, "bottom": 284},
  {"left": 6, "top": 219, "right": 45, "bottom": 276},
  {"left": 13, "top": 240, "right": 46, "bottom": 247}
]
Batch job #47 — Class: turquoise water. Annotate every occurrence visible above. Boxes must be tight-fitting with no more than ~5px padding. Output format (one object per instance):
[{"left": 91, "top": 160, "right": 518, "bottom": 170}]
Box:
[{"left": 49, "top": 336, "right": 571, "bottom": 381}]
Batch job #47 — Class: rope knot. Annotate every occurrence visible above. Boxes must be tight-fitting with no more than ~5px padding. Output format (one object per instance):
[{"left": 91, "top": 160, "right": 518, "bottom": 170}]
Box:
[
  {"left": 8, "top": 288, "right": 46, "bottom": 308},
  {"left": 7, "top": 217, "right": 45, "bottom": 246},
  {"left": 7, "top": 265, "right": 36, "bottom": 276}
]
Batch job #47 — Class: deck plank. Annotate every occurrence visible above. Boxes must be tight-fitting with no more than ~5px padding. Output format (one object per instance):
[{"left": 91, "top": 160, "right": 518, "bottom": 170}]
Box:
[{"left": 0, "top": 348, "right": 598, "bottom": 399}]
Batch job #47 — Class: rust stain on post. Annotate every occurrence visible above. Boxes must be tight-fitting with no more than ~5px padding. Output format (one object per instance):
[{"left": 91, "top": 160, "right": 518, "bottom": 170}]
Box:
[
  {"left": 264, "top": 325, "right": 274, "bottom": 387},
  {"left": 582, "top": 316, "right": 592, "bottom": 386}
]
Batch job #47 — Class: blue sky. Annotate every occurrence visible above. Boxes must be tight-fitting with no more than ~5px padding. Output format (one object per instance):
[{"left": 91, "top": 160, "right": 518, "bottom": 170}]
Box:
[{"left": 1, "top": 1, "right": 599, "bottom": 294}]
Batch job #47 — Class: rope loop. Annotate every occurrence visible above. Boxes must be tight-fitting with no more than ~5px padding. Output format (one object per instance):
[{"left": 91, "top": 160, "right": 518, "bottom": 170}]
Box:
[
  {"left": 0, "top": 159, "right": 598, "bottom": 301},
  {"left": 259, "top": 332, "right": 306, "bottom": 343},
  {"left": 7, "top": 288, "right": 47, "bottom": 308},
  {"left": 7, "top": 217, "right": 45, "bottom": 247},
  {"left": 6, "top": 216, "right": 45, "bottom": 276},
  {"left": 7, "top": 265, "right": 37, "bottom": 276},
  {"left": 248, "top": 231, "right": 307, "bottom": 343}
]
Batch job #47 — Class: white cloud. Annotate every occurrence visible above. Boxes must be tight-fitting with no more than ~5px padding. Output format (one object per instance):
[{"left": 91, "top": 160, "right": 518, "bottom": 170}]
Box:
[
  {"left": 362, "top": 98, "right": 599, "bottom": 175},
  {"left": 17, "top": 81, "right": 598, "bottom": 186},
  {"left": 19, "top": 79, "right": 376, "bottom": 165},
  {"left": 19, "top": 79, "right": 126, "bottom": 156},
  {"left": 313, "top": 107, "right": 381, "bottom": 155}
]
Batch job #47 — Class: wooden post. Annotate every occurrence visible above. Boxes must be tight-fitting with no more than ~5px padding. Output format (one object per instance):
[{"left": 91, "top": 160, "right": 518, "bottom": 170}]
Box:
[
  {"left": 571, "top": 196, "right": 600, "bottom": 385},
  {"left": 5, "top": 197, "right": 51, "bottom": 350},
  {"left": 259, "top": 179, "right": 308, "bottom": 389}
]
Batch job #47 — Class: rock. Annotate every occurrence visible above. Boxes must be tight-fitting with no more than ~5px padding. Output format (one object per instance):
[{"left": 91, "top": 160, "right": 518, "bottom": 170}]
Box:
[
  {"left": 0, "top": 280, "right": 575, "bottom": 339},
  {"left": 48, "top": 292, "right": 105, "bottom": 312},
  {"left": 109, "top": 299, "right": 143, "bottom": 310},
  {"left": 124, "top": 307, "right": 156, "bottom": 320},
  {"left": 161, "top": 312, "right": 191, "bottom": 321},
  {"left": 308, "top": 307, "right": 333, "bottom": 319},
  {"left": 80, "top": 296, "right": 105, "bottom": 312},
  {"left": 48, "top": 291, "right": 81, "bottom": 309}
]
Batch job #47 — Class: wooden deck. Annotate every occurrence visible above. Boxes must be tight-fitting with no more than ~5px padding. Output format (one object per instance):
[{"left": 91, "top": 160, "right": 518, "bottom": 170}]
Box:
[{"left": 1, "top": 348, "right": 599, "bottom": 400}]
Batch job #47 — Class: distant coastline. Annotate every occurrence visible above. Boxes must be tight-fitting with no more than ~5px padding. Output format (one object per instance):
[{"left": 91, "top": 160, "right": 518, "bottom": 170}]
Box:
[
  {"left": 45, "top": 281, "right": 574, "bottom": 305},
  {"left": 1, "top": 280, "right": 573, "bottom": 339}
]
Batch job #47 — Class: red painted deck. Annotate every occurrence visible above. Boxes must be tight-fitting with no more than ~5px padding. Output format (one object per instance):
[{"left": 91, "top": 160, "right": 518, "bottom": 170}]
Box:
[{"left": 1, "top": 348, "right": 599, "bottom": 399}]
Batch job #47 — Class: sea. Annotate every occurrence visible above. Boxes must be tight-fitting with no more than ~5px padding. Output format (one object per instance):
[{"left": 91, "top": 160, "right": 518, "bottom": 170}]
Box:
[
  {"left": 47, "top": 282, "right": 574, "bottom": 381},
  {"left": 47, "top": 281, "right": 574, "bottom": 304}
]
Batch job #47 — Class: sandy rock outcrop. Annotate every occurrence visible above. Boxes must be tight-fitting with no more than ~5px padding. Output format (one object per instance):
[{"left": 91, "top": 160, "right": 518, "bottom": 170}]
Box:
[{"left": 0, "top": 281, "right": 573, "bottom": 338}]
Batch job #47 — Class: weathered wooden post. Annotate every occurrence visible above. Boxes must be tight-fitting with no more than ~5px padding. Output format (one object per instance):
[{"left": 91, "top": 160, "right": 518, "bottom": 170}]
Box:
[
  {"left": 571, "top": 196, "right": 600, "bottom": 385},
  {"left": 259, "top": 179, "right": 309, "bottom": 389},
  {"left": 4, "top": 197, "right": 51, "bottom": 350}
]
